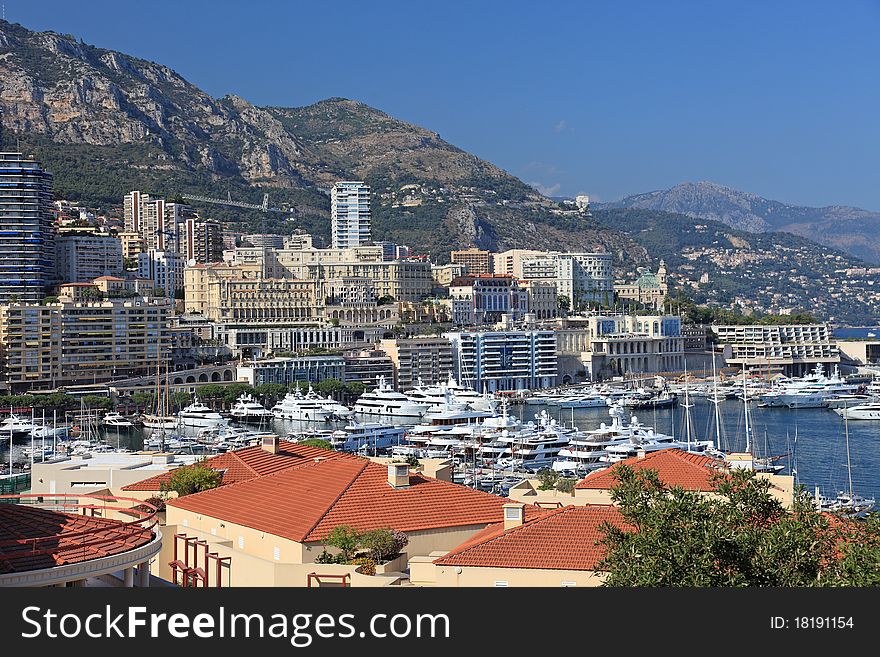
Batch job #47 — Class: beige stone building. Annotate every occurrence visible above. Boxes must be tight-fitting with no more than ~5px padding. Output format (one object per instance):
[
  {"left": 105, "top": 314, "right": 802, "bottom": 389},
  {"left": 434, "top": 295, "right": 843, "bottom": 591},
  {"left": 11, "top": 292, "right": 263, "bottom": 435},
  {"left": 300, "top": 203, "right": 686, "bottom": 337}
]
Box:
[
  {"left": 0, "top": 297, "right": 172, "bottom": 392},
  {"left": 410, "top": 504, "right": 624, "bottom": 587},
  {"left": 157, "top": 438, "right": 544, "bottom": 587},
  {"left": 492, "top": 249, "right": 547, "bottom": 278},
  {"left": 378, "top": 336, "right": 454, "bottom": 390},
  {"left": 451, "top": 247, "right": 493, "bottom": 276}
]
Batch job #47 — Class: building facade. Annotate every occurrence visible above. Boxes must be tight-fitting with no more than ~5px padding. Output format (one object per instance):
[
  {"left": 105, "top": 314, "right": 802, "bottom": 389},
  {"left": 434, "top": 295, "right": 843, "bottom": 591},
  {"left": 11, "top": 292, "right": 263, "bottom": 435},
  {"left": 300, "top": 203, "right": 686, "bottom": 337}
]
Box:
[
  {"left": 0, "top": 152, "right": 56, "bottom": 303},
  {"left": 236, "top": 356, "right": 346, "bottom": 387},
  {"left": 522, "top": 252, "right": 613, "bottom": 309},
  {"left": 444, "top": 330, "right": 558, "bottom": 392},
  {"left": 713, "top": 323, "right": 839, "bottom": 377},
  {"left": 137, "top": 250, "right": 186, "bottom": 297},
  {"left": 331, "top": 181, "right": 371, "bottom": 249},
  {"left": 0, "top": 298, "right": 172, "bottom": 392},
  {"left": 378, "top": 337, "right": 454, "bottom": 390},
  {"left": 449, "top": 274, "right": 529, "bottom": 326},
  {"left": 451, "top": 247, "right": 494, "bottom": 276},
  {"left": 55, "top": 234, "right": 124, "bottom": 283}
]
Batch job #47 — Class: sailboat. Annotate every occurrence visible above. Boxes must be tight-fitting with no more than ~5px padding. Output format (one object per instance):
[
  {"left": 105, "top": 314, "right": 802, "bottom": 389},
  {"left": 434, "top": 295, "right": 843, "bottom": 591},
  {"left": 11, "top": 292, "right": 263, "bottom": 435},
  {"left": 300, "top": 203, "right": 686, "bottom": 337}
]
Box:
[
  {"left": 725, "top": 365, "right": 785, "bottom": 473},
  {"left": 141, "top": 358, "right": 177, "bottom": 432},
  {"left": 814, "top": 400, "right": 876, "bottom": 516}
]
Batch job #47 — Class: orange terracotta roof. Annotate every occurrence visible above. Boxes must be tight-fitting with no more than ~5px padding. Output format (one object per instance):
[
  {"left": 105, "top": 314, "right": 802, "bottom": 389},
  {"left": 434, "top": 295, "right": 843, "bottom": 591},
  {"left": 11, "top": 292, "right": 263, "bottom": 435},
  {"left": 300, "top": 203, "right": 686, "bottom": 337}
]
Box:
[
  {"left": 121, "top": 441, "right": 354, "bottom": 491},
  {"left": 166, "top": 458, "right": 546, "bottom": 542},
  {"left": 435, "top": 505, "right": 627, "bottom": 571},
  {"left": 93, "top": 276, "right": 125, "bottom": 281},
  {"left": 0, "top": 504, "right": 155, "bottom": 574},
  {"left": 575, "top": 448, "right": 725, "bottom": 492}
]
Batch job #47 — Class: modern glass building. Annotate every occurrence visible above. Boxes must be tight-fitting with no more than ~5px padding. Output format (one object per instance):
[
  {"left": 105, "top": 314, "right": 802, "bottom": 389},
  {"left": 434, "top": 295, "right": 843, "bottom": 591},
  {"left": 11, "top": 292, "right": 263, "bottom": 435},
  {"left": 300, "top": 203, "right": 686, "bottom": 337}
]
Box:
[
  {"left": 0, "top": 153, "right": 55, "bottom": 303},
  {"left": 331, "top": 181, "right": 371, "bottom": 249}
]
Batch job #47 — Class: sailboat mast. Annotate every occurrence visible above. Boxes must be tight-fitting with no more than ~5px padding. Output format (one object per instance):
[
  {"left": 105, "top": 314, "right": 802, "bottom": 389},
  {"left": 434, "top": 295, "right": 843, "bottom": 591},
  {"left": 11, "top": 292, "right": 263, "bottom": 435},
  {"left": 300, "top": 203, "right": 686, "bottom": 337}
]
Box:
[
  {"left": 844, "top": 401, "right": 854, "bottom": 508},
  {"left": 711, "top": 351, "right": 722, "bottom": 450},
  {"left": 683, "top": 363, "right": 692, "bottom": 450},
  {"left": 742, "top": 365, "right": 751, "bottom": 454}
]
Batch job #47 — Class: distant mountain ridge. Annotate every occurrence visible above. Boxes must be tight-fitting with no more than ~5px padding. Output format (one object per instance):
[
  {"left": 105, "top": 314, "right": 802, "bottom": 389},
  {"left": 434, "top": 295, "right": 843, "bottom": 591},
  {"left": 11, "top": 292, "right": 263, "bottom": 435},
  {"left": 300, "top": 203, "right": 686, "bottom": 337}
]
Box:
[
  {"left": 596, "top": 181, "right": 880, "bottom": 263},
  {"left": 0, "top": 19, "right": 643, "bottom": 262}
]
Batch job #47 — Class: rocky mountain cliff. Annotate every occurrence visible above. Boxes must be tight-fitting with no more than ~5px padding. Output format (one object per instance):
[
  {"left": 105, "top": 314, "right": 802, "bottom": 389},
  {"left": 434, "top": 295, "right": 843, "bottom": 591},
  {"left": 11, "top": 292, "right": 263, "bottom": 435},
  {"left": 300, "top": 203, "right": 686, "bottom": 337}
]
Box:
[
  {"left": 596, "top": 181, "right": 880, "bottom": 264},
  {"left": 0, "top": 19, "right": 644, "bottom": 263}
]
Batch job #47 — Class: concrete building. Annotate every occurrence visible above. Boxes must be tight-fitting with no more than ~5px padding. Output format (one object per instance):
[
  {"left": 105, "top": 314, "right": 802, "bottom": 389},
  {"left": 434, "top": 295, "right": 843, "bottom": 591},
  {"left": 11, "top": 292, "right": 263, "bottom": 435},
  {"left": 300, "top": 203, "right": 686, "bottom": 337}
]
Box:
[
  {"left": 444, "top": 330, "right": 558, "bottom": 392},
  {"left": 118, "top": 230, "right": 146, "bottom": 260},
  {"left": 241, "top": 233, "right": 285, "bottom": 250},
  {"left": 411, "top": 504, "right": 622, "bottom": 587},
  {"left": 0, "top": 152, "right": 56, "bottom": 303},
  {"left": 492, "top": 249, "right": 547, "bottom": 278},
  {"left": 378, "top": 337, "right": 454, "bottom": 390},
  {"left": 158, "top": 441, "right": 544, "bottom": 586},
  {"left": 55, "top": 234, "right": 124, "bottom": 283},
  {"left": 217, "top": 324, "right": 384, "bottom": 359},
  {"left": 179, "top": 217, "right": 224, "bottom": 264},
  {"left": 522, "top": 252, "right": 613, "bottom": 309},
  {"left": 519, "top": 279, "right": 557, "bottom": 320},
  {"left": 713, "top": 323, "right": 839, "bottom": 377},
  {"left": 431, "top": 262, "right": 467, "bottom": 288},
  {"left": 449, "top": 274, "right": 529, "bottom": 326},
  {"left": 0, "top": 297, "right": 172, "bottom": 392},
  {"left": 331, "top": 181, "right": 371, "bottom": 249},
  {"left": 451, "top": 247, "right": 494, "bottom": 276},
  {"left": 138, "top": 250, "right": 186, "bottom": 297},
  {"left": 236, "top": 355, "right": 346, "bottom": 386},
  {"left": 343, "top": 348, "right": 395, "bottom": 387}
]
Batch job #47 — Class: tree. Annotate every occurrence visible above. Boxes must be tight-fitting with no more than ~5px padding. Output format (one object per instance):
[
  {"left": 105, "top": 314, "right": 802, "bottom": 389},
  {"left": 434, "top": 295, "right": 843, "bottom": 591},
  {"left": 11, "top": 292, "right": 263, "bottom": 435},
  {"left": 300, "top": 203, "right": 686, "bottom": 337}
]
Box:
[
  {"left": 359, "top": 528, "right": 409, "bottom": 562},
  {"left": 536, "top": 468, "right": 559, "bottom": 491},
  {"left": 325, "top": 525, "right": 361, "bottom": 562},
  {"left": 254, "top": 383, "right": 287, "bottom": 402},
  {"left": 557, "top": 295, "right": 571, "bottom": 314},
  {"left": 160, "top": 462, "right": 223, "bottom": 497},
  {"left": 169, "top": 391, "right": 192, "bottom": 411},
  {"left": 297, "top": 438, "right": 333, "bottom": 450},
  {"left": 597, "top": 465, "right": 880, "bottom": 587}
]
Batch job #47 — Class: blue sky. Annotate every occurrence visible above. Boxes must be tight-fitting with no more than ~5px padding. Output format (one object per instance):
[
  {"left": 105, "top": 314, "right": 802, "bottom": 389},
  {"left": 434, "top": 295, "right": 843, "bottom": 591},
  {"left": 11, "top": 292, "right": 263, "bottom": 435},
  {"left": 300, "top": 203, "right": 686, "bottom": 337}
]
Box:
[{"left": 8, "top": 0, "right": 880, "bottom": 209}]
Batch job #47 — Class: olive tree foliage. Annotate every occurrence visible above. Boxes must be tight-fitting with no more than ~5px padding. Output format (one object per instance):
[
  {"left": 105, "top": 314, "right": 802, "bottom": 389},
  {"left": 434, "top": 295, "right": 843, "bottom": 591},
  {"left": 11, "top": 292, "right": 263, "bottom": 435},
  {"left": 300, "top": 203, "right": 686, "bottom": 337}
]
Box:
[{"left": 598, "top": 465, "right": 880, "bottom": 587}]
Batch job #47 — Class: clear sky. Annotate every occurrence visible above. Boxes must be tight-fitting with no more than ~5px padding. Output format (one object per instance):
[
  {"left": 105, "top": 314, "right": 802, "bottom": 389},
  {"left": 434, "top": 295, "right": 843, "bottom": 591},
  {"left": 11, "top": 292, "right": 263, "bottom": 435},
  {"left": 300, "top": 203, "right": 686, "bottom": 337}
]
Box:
[{"left": 6, "top": 0, "right": 880, "bottom": 209}]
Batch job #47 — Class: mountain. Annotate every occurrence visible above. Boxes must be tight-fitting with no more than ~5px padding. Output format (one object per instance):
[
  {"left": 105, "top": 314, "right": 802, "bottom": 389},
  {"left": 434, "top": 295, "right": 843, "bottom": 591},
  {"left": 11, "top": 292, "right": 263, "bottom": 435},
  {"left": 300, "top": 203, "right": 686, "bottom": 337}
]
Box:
[
  {"left": 594, "top": 208, "right": 880, "bottom": 324},
  {"left": 0, "top": 19, "right": 643, "bottom": 263},
  {"left": 596, "top": 181, "right": 880, "bottom": 264}
]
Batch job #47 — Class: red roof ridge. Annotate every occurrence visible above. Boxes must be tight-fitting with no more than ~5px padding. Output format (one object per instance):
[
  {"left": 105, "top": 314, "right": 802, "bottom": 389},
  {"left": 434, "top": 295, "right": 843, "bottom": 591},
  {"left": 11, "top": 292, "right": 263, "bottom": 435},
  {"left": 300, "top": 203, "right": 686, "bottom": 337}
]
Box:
[
  {"left": 298, "top": 459, "right": 372, "bottom": 541},
  {"left": 436, "top": 504, "right": 575, "bottom": 563},
  {"left": 575, "top": 448, "right": 725, "bottom": 490}
]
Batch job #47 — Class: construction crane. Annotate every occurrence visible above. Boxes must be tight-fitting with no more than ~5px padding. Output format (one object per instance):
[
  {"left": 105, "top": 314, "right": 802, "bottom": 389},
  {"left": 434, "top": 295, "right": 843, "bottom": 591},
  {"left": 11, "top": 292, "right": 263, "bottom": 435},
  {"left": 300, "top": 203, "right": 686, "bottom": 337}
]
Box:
[{"left": 181, "top": 191, "right": 293, "bottom": 214}]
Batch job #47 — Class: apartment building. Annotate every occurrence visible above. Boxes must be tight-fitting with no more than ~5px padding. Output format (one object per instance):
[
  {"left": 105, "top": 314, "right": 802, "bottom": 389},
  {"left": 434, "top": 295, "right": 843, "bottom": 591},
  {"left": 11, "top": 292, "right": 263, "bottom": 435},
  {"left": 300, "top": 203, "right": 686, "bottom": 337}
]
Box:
[
  {"left": 0, "top": 298, "right": 171, "bottom": 392},
  {"left": 492, "top": 249, "right": 547, "bottom": 278},
  {"left": 713, "top": 323, "right": 839, "bottom": 377},
  {"left": 451, "top": 247, "right": 494, "bottom": 276},
  {"left": 343, "top": 348, "right": 395, "bottom": 387},
  {"left": 331, "top": 181, "right": 371, "bottom": 249},
  {"left": 0, "top": 152, "right": 56, "bottom": 303},
  {"left": 378, "top": 337, "right": 454, "bottom": 390},
  {"left": 444, "top": 330, "right": 558, "bottom": 392},
  {"left": 449, "top": 274, "right": 529, "bottom": 326},
  {"left": 522, "top": 252, "right": 613, "bottom": 308},
  {"left": 55, "top": 234, "right": 124, "bottom": 283},
  {"left": 137, "top": 249, "right": 186, "bottom": 296}
]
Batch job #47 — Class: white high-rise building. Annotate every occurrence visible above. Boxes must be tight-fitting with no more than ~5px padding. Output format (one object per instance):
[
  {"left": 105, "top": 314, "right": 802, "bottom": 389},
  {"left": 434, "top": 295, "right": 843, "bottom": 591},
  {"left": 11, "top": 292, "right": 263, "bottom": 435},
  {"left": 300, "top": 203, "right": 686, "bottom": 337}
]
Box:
[{"left": 331, "top": 181, "right": 371, "bottom": 249}]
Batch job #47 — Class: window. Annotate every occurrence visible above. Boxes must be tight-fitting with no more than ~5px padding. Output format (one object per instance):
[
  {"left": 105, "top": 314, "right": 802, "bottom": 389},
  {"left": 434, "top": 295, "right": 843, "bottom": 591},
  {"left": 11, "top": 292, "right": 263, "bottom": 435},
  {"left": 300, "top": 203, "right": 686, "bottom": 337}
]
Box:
[
  {"left": 493, "top": 580, "right": 508, "bottom": 587},
  {"left": 273, "top": 546, "right": 281, "bottom": 561},
  {"left": 238, "top": 536, "right": 244, "bottom": 549}
]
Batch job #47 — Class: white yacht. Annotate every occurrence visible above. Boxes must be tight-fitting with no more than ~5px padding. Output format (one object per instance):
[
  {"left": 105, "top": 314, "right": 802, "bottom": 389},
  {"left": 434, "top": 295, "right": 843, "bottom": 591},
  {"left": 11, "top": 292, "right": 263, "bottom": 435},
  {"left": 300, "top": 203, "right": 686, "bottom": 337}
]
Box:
[
  {"left": 328, "top": 422, "right": 406, "bottom": 454},
  {"left": 177, "top": 397, "right": 227, "bottom": 427},
  {"left": 354, "top": 376, "right": 431, "bottom": 421},
  {"left": 141, "top": 414, "right": 178, "bottom": 430},
  {"left": 760, "top": 365, "right": 858, "bottom": 409},
  {"left": 103, "top": 411, "right": 134, "bottom": 429},
  {"left": 0, "top": 414, "right": 36, "bottom": 437},
  {"left": 834, "top": 402, "right": 880, "bottom": 420},
  {"left": 272, "top": 385, "right": 334, "bottom": 422},
  {"left": 479, "top": 410, "right": 573, "bottom": 471},
  {"left": 230, "top": 393, "right": 273, "bottom": 422},
  {"left": 405, "top": 375, "right": 496, "bottom": 412}
]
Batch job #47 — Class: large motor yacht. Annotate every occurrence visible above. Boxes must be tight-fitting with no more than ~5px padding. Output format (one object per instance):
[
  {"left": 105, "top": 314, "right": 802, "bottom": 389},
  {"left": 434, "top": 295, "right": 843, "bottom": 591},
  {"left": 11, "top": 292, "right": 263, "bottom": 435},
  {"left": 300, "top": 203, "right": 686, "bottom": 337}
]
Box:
[{"left": 353, "top": 376, "right": 431, "bottom": 421}]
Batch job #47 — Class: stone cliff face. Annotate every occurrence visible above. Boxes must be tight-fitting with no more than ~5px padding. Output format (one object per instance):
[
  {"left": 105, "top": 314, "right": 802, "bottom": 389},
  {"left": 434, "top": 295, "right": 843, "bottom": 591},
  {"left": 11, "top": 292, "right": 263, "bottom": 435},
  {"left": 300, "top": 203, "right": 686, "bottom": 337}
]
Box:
[{"left": 0, "top": 19, "right": 651, "bottom": 265}]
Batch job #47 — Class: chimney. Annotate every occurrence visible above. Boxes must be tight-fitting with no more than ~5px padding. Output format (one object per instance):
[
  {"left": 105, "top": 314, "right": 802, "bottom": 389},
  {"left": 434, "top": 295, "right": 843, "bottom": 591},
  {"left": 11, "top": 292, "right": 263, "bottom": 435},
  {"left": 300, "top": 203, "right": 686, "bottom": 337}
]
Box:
[
  {"left": 387, "top": 463, "right": 410, "bottom": 489},
  {"left": 636, "top": 449, "right": 647, "bottom": 460},
  {"left": 503, "top": 503, "right": 525, "bottom": 530},
  {"left": 262, "top": 435, "right": 280, "bottom": 454}
]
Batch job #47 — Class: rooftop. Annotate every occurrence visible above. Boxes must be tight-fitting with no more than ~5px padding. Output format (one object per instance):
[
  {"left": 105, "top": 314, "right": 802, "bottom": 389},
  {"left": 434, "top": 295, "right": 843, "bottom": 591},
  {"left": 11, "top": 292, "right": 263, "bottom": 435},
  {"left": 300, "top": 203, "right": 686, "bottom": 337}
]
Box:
[
  {"left": 166, "top": 457, "right": 546, "bottom": 542},
  {"left": 122, "top": 441, "right": 354, "bottom": 491},
  {"left": 574, "top": 448, "right": 725, "bottom": 492},
  {"left": 434, "top": 505, "right": 627, "bottom": 571},
  {"left": 0, "top": 502, "right": 155, "bottom": 575}
]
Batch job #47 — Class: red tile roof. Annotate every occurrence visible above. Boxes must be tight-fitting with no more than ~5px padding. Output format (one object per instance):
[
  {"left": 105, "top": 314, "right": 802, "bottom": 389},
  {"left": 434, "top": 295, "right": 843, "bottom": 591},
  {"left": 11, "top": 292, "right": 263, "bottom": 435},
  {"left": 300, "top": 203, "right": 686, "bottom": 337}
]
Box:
[
  {"left": 121, "top": 441, "right": 355, "bottom": 491},
  {"left": 166, "top": 458, "right": 546, "bottom": 542},
  {"left": 0, "top": 504, "right": 155, "bottom": 574},
  {"left": 434, "top": 505, "right": 627, "bottom": 571},
  {"left": 575, "top": 448, "right": 725, "bottom": 492}
]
